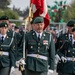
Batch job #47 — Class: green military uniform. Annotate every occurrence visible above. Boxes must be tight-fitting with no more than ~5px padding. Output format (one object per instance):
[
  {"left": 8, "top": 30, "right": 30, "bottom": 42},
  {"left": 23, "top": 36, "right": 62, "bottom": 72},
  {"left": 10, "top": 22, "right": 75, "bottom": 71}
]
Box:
[
  {"left": 25, "top": 30, "right": 55, "bottom": 71},
  {"left": 56, "top": 20, "right": 75, "bottom": 75},
  {"left": 0, "top": 15, "right": 22, "bottom": 63},
  {"left": 56, "top": 20, "right": 75, "bottom": 52},
  {"left": 57, "top": 34, "right": 75, "bottom": 75},
  {"left": 24, "top": 17, "right": 55, "bottom": 75},
  {"left": 0, "top": 22, "right": 16, "bottom": 75}
]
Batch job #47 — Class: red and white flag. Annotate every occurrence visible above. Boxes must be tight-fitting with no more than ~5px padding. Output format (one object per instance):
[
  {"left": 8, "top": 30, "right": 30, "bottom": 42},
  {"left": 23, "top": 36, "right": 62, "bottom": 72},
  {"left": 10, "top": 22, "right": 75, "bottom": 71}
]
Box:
[{"left": 31, "top": 0, "right": 50, "bottom": 29}]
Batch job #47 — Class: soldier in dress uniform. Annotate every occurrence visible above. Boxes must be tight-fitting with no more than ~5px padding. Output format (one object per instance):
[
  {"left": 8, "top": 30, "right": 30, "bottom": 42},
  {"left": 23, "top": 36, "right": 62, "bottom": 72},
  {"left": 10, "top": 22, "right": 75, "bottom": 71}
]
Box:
[
  {"left": 56, "top": 20, "right": 75, "bottom": 51},
  {"left": 0, "top": 22, "right": 16, "bottom": 75},
  {"left": 55, "top": 20, "right": 75, "bottom": 75},
  {"left": 23, "top": 16, "right": 55, "bottom": 75},
  {"left": 0, "top": 15, "right": 22, "bottom": 61},
  {"left": 55, "top": 20, "right": 75, "bottom": 54},
  {"left": 16, "top": 19, "right": 35, "bottom": 75},
  {"left": 56, "top": 26, "right": 75, "bottom": 75}
]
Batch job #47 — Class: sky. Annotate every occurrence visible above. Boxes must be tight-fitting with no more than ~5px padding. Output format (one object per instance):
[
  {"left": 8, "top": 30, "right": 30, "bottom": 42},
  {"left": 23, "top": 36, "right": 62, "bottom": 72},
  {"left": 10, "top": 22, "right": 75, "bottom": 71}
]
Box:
[{"left": 9, "top": 0, "right": 72, "bottom": 11}]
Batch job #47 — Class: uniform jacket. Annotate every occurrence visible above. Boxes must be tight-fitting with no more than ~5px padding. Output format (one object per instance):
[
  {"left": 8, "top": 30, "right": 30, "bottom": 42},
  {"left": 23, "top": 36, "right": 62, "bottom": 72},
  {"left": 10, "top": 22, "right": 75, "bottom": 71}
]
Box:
[
  {"left": 57, "top": 39, "right": 75, "bottom": 74},
  {"left": 0, "top": 34, "right": 16, "bottom": 67},
  {"left": 7, "top": 29, "right": 22, "bottom": 61},
  {"left": 25, "top": 30, "right": 55, "bottom": 72},
  {"left": 56, "top": 32, "right": 70, "bottom": 52}
]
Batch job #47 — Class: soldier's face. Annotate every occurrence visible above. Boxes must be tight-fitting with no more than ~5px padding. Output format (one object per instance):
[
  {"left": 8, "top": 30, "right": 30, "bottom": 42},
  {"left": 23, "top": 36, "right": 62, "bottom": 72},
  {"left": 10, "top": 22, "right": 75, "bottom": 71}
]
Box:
[
  {"left": 68, "top": 26, "right": 73, "bottom": 33},
  {"left": 0, "top": 27, "right": 8, "bottom": 35},
  {"left": 0, "top": 20, "right": 9, "bottom": 24},
  {"left": 34, "top": 22, "right": 45, "bottom": 33}
]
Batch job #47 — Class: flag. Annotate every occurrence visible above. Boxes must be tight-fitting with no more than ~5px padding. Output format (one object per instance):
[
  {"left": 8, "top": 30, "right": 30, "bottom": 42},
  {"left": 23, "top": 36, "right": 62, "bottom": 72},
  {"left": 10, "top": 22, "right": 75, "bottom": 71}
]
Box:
[{"left": 31, "top": 0, "right": 50, "bottom": 29}]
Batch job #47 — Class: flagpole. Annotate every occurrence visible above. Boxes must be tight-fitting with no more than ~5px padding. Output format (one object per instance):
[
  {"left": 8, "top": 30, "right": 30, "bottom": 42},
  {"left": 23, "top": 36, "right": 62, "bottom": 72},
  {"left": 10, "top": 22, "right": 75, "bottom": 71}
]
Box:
[
  {"left": 26, "top": 0, "right": 33, "bottom": 32},
  {"left": 29, "top": 0, "right": 33, "bottom": 23}
]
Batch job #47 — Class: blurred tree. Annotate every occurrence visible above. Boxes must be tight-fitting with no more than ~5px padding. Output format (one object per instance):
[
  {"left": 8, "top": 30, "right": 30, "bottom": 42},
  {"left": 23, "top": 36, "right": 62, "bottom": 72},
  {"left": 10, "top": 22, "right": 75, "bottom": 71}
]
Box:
[
  {"left": 0, "top": 0, "right": 11, "bottom": 9},
  {"left": 64, "top": 0, "right": 75, "bottom": 22},
  {"left": 12, "top": 6, "right": 29, "bottom": 18},
  {"left": 4, "top": 9, "right": 19, "bottom": 19},
  {"left": 0, "top": 9, "right": 4, "bottom": 16}
]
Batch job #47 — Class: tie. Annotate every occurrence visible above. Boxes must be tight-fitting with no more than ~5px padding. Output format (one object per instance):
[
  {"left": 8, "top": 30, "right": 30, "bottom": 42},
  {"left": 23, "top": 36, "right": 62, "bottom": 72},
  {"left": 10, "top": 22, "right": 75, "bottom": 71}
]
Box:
[
  {"left": 70, "top": 35, "right": 72, "bottom": 42},
  {"left": 1, "top": 36, "right": 4, "bottom": 42},
  {"left": 38, "top": 34, "right": 40, "bottom": 41}
]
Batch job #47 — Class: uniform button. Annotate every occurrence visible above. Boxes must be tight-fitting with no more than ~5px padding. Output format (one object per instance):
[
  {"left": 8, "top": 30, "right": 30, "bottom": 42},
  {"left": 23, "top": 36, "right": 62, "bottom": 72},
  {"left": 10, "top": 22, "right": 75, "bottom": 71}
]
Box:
[
  {"left": 38, "top": 47, "right": 40, "bottom": 49},
  {"left": 8, "top": 30, "right": 9, "bottom": 32},
  {"left": 1, "top": 48, "right": 2, "bottom": 50},
  {"left": 31, "top": 46, "right": 33, "bottom": 48},
  {"left": 68, "top": 50, "right": 70, "bottom": 52},
  {"left": 38, "top": 43, "right": 40, "bottom": 45},
  {"left": 73, "top": 52, "right": 74, "bottom": 54},
  {"left": 6, "top": 36, "right": 9, "bottom": 38},
  {"left": 73, "top": 48, "right": 75, "bottom": 50},
  {"left": 43, "top": 34, "right": 45, "bottom": 36},
  {"left": 38, "top": 50, "right": 39, "bottom": 52},
  {"left": 13, "top": 46, "right": 15, "bottom": 49}
]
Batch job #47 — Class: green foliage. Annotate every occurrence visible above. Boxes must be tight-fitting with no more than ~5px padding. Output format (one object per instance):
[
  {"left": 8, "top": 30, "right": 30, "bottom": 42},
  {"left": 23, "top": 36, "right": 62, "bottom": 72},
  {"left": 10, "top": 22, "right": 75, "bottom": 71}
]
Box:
[
  {"left": 64, "top": 0, "right": 75, "bottom": 22},
  {"left": 0, "top": 9, "right": 20, "bottom": 26},
  {"left": 0, "top": 0, "right": 11, "bottom": 9},
  {"left": 0, "top": 9, "right": 4, "bottom": 16},
  {"left": 0, "top": 9, "right": 19, "bottom": 19},
  {"left": 4, "top": 9, "right": 19, "bottom": 19}
]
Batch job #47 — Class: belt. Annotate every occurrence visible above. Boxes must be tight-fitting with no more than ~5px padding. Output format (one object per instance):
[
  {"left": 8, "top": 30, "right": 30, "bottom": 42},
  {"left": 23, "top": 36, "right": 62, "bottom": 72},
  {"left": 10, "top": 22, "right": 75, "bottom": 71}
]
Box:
[
  {"left": 0, "top": 51, "right": 9, "bottom": 56},
  {"left": 66, "top": 57, "right": 75, "bottom": 61},
  {"left": 27, "top": 54, "right": 48, "bottom": 60}
]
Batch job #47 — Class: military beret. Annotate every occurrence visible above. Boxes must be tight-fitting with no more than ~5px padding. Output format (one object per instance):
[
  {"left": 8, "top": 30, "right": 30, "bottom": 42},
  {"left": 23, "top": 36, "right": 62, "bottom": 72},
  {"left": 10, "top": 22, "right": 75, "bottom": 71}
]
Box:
[
  {"left": 33, "top": 16, "right": 44, "bottom": 24},
  {"left": 0, "top": 22, "right": 8, "bottom": 27},
  {"left": 72, "top": 27, "right": 75, "bottom": 32},
  {"left": 0, "top": 15, "right": 9, "bottom": 20},
  {"left": 15, "top": 26, "right": 19, "bottom": 29},
  {"left": 67, "top": 20, "right": 75, "bottom": 27}
]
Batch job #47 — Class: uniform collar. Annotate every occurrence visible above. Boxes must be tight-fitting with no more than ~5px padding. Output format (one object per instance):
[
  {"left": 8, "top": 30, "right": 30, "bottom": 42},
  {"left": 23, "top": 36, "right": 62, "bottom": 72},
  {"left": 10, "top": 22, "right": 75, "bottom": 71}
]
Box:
[
  {"left": 69, "top": 34, "right": 73, "bottom": 39},
  {"left": 0, "top": 34, "right": 7, "bottom": 40},
  {"left": 35, "top": 31, "right": 43, "bottom": 38}
]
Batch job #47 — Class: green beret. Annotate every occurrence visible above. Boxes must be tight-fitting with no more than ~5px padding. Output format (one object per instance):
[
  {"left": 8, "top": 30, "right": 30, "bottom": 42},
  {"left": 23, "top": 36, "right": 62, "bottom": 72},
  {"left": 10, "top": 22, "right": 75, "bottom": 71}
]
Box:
[
  {"left": 0, "top": 15, "right": 9, "bottom": 20},
  {"left": 33, "top": 16, "right": 44, "bottom": 24},
  {"left": 67, "top": 20, "right": 75, "bottom": 27},
  {"left": 15, "top": 26, "right": 19, "bottom": 29},
  {"left": 0, "top": 22, "right": 8, "bottom": 27},
  {"left": 72, "top": 27, "right": 75, "bottom": 32}
]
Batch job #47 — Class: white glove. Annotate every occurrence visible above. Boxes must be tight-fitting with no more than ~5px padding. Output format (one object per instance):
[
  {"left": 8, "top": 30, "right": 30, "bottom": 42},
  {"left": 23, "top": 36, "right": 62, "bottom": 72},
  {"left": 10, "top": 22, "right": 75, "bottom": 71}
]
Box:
[
  {"left": 16, "top": 61, "right": 20, "bottom": 67},
  {"left": 61, "top": 56, "right": 67, "bottom": 62},
  {"left": 10, "top": 66, "right": 15, "bottom": 73},
  {"left": 48, "top": 69, "right": 54, "bottom": 75},
  {"left": 16, "top": 58, "right": 26, "bottom": 67},
  {"left": 55, "top": 54, "right": 61, "bottom": 64}
]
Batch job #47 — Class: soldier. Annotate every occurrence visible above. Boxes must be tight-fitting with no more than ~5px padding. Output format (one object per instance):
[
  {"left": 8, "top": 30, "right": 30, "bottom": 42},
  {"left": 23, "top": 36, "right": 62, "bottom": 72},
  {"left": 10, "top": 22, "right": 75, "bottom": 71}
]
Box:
[
  {"left": 23, "top": 16, "right": 55, "bottom": 75},
  {"left": 56, "top": 26, "right": 75, "bottom": 75},
  {"left": 0, "top": 15, "right": 22, "bottom": 57},
  {"left": 55, "top": 20, "right": 75, "bottom": 62},
  {"left": 55, "top": 20, "right": 75, "bottom": 74},
  {"left": 56, "top": 20, "right": 75, "bottom": 51},
  {"left": 0, "top": 22, "right": 16, "bottom": 75}
]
